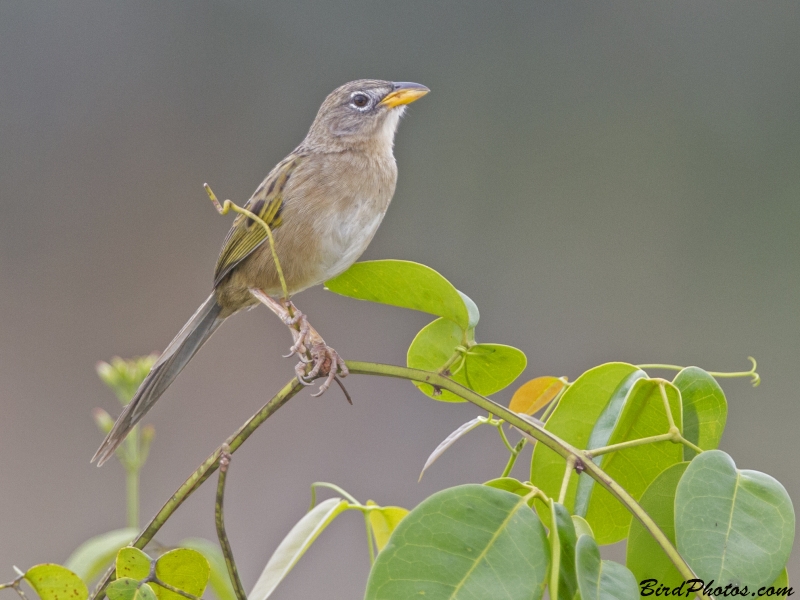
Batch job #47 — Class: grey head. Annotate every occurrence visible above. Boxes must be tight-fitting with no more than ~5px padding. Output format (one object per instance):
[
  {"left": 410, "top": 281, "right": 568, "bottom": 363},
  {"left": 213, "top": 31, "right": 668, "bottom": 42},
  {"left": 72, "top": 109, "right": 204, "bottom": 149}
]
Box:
[{"left": 302, "top": 79, "right": 429, "bottom": 152}]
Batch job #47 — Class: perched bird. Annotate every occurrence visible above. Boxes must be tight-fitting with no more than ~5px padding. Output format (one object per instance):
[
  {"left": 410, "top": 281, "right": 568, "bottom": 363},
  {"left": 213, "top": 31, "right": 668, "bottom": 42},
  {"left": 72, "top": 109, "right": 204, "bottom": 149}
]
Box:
[{"left": 92, "top": 79, "right": 429, "bottom": 466}]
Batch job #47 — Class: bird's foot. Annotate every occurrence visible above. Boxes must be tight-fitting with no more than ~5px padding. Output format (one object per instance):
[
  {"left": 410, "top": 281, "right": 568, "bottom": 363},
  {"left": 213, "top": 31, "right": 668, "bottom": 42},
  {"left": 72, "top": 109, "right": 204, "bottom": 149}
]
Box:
[
  {"left": 294, "top": 341, "right": 349, "bottom": 396},
  {"left": 283, "top": 306, "right": 348, "bottom": 396},
  {"left": 248, "top": 290, "right": 349, "bottom": 398}
]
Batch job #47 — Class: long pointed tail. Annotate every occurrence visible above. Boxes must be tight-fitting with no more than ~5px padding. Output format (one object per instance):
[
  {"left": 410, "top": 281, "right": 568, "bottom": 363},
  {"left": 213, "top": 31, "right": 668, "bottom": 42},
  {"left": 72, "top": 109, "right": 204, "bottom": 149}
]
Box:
[{"left": 92, "top": 294, "right": 225, "bottom": 466}]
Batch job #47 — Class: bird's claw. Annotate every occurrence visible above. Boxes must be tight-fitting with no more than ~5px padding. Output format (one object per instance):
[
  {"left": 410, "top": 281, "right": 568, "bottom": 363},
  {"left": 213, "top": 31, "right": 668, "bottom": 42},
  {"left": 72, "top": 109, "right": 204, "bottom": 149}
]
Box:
[
  {"left": 294, "top": 361, "right": 315, "bottom": 386},
  {"left": 301, "top": 343, "right": 348, "bottom": 397}
]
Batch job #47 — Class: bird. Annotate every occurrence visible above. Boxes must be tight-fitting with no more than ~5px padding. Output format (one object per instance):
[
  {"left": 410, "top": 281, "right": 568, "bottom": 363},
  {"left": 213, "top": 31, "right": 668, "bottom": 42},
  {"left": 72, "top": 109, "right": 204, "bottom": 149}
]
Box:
[{"left": 92, "top": 79, "right": 429, "bottom": 466}]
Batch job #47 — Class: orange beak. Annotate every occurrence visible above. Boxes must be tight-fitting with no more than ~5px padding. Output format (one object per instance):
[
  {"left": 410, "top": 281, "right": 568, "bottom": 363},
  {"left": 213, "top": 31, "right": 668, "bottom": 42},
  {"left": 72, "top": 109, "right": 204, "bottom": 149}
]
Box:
[{"left": 379, "top": 82, "right": 430, "bottom": 108}]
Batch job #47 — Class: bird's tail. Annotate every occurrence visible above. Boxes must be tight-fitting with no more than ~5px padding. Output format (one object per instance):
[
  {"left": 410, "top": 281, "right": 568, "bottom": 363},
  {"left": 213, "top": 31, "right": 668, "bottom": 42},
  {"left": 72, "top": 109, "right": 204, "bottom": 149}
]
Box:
[{"left": 92, "top": 293, "right": 225, "bottom": 466}]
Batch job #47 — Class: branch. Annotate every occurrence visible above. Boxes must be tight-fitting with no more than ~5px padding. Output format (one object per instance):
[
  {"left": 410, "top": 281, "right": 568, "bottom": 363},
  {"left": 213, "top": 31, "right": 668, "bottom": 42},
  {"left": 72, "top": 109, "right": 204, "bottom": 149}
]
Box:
[{"left": 215, "top": 446, "right": 247, "bottom": 600}]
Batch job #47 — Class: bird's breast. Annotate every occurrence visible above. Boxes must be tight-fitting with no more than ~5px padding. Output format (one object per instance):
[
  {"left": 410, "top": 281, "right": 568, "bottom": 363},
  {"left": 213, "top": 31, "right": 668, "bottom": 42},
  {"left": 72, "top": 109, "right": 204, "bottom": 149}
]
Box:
[
  {"left": 278, "top": 151, "right": 397, "bottom": 292},
  {"left": 314, "top": 196, "right": 387, "bottom": 281}
]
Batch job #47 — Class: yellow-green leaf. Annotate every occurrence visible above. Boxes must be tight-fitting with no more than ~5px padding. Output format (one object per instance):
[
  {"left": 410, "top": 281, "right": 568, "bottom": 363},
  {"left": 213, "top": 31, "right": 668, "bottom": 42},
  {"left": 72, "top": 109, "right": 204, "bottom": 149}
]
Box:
[
  {"left": 24, "top": 564, "right": 88, "bottom": 600},
  {"left": 153, "top": 549, "right": 210, "bottom": 600},
  {"left": 115, "top": 548, "right": 150, "bottom": 581},
  {"left": 367, "top": 503, "right": 409, "bottom": 552}
]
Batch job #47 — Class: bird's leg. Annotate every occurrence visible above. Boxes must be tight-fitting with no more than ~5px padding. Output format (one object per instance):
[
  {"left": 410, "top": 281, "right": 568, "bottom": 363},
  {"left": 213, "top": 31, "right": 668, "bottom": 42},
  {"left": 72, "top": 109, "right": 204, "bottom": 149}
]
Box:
[{"left": 249, "top": 289, "right": 349, "bottom": 397}]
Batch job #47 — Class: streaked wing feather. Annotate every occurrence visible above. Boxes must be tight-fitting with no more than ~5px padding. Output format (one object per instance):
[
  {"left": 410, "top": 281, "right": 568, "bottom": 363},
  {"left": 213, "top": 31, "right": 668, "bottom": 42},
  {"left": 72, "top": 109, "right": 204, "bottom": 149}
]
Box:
[{"left": 213, "top": 155, "right": 302, "bottom": 286}]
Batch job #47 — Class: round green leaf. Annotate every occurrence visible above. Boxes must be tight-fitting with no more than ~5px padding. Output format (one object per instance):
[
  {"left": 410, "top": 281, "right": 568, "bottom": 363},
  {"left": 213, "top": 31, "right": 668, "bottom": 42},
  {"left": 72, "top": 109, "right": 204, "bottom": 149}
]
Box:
[
  {"left": 325, "top": 260, "right": 474, "bottom": 329},
  {"left": 529, "top": 363, "right": 640, "bottom": 505},
  {"left": 153, "top": 549, "right": 210, "bottom": 600},
  {"left": 24, "top": 564, "right": 88, "bottom": 600},
  {"left": 106, "top": 579, "right": 157, "bottom": 600},
  {"left": 115, "top": 547, "right": 150, "bottom": 581},
  {"left": 574, "top": 536, "right": 638, "bottom": 600},
  {"left": 672, "top": 367, "right": 727, "bottom": 460},
  {"left": 179, "top": 539, "right": 236, "bottom": 600},
  {"left": 407, "top": 318, "right": 463, "bottom": 402},
  {"left": 457, "top": 343, "right": 527, "bottom": 395},
  {"left": 582, "top": 379, "right": 683, "bottom": 544},
  {"left": 365, "top": 484, "right": 550, "bottom": 600},
  {"left": 626, "top": 462, "right": 689, "bottom": 589},
  {"left": 249, "top": 497, "right": 350, "bottom": 600},
  {"left": 65, "top": 528, "right": 137, "bottom": 584},
  {"left": 407, "top": 318, "right": 526, "bottom": 402},
  {"left": 675, "top": 450, "right": 794, "bottom": 590}
]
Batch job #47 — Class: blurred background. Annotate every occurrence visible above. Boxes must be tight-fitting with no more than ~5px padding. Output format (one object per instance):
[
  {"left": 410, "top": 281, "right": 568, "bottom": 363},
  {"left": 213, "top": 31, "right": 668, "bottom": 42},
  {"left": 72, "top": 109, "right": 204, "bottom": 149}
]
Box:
[{"left": 1, "top": 0, "right": 798, "bottom": 595}]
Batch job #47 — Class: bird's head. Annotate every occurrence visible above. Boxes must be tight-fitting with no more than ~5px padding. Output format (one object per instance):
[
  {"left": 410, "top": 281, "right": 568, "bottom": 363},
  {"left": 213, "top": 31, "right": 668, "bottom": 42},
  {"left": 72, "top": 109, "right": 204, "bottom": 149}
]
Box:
[{"left": 304, "top": 79, "right": 429, "bottom": 152}]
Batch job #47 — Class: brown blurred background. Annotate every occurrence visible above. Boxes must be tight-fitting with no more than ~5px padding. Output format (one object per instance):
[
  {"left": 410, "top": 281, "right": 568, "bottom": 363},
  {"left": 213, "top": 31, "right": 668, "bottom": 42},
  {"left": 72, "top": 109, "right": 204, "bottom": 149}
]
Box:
[{"left": 1, "top": 1, "right": 798, "bottom": 595}]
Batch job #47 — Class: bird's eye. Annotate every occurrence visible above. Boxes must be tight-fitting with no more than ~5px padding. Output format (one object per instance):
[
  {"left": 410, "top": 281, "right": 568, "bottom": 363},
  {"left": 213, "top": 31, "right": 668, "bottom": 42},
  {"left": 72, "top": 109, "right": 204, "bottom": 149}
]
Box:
[{"left": 350, "top": 93, "right": 370, "bottom": 109}]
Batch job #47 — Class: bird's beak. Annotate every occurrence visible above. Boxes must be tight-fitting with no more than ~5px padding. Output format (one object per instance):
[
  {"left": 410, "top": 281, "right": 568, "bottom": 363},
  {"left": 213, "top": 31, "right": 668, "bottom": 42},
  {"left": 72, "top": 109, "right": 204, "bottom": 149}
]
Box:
[{"left": 379, "top": 82, "right": 430, "bottom": 108}]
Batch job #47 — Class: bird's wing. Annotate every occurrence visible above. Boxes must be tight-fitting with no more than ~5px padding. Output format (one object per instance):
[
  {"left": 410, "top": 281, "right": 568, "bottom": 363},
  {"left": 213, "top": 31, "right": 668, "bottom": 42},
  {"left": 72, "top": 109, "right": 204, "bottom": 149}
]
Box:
[{"left": 213, "top": 155, "right": 304, "bottom": 287}]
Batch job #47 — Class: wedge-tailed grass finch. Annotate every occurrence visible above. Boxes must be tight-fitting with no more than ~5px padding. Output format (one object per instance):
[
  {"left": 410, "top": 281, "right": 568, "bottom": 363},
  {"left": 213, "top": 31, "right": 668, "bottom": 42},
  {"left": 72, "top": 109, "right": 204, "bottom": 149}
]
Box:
[{"left": 93, "top": 80, "right": 429, "bottom": 466}]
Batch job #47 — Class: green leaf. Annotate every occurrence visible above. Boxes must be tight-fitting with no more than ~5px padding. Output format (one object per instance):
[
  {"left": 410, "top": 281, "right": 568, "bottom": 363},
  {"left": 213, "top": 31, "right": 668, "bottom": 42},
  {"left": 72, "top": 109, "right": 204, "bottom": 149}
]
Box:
[
  {"left": 115, "top": 547, "right": 150, "bottom": 581},
  {"left": 573, "top": 370, "right": 647, "bottom": 516},
  {"left": 571, "top": 516, "right": 594, "bottom": 540},
  {"left": 672, "top": 367, "right": 727, "bottom": 460},
  {"left": 769, "top": 568, "right": 790, "bottom": 595},
  {"left": 24, "top": 564, "right": 88, "bottom": 600},
  {"left": 458, "top": 290, "right": 481, "bottom": 329},
  {"left": 484, "top": 477, "right": 535, "bottom": 502},
  {"left": 65, "top": 528, "right": 137, "bottom": 584},
  {"left": 106, "top": 579, "right": 157, "bottom": 600},
  {"left": 406, "top": 318, "right": 463, "bottom": 402},
  {"left": 365, "top": 484, "right": 550, "bottom": 600},
  {"left": 550, "top": 502, "right": 579, "bottom": 600},
  {"left": 574, "top": 536, "right": 638, "bottom": 600},
  {"left": 407, "top": 318, "right": 526, "bottom": 402},
  {"left": 367, "top": 504, "right": 409, "bottom": 552},
  {"left": 582, "top": 379, "right": 683, "bottom": 544},
  {"left": 325, "top": 260, "right": 475, "bottom": 330},
  {"left": 249, "top": 497, "right": 350, "bottom": 600},
  {"left": 675, "top": 450, "right": 794, "bottom": 590},
  {"left": 153, "top": 549, "right": 210, "bottom": 600},
  {"left": 529, "top": 363, "right": 640, "bottom": 505},
  {"left": 626, "top": 462, "right": 689, "bottom": 590},
  {"left": 548, "top": 502, "right": 562, "bottom": 600},
  {"left": 179, "top": 539, "right": 236, "bottom": 600}
]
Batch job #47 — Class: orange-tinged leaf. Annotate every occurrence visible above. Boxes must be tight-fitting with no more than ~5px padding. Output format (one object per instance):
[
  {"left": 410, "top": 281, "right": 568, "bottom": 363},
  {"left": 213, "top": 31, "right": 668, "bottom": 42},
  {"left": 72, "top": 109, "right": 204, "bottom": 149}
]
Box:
[{"left": 509, "top": 377, "right": 565, "bottom": 415}]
